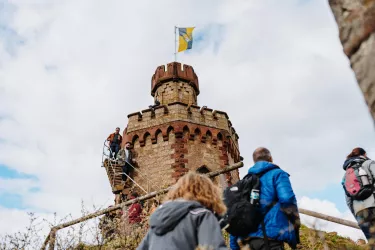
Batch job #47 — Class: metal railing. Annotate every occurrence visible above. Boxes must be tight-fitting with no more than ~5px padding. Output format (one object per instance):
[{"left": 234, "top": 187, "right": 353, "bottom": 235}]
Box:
[{"left": 101, "top": 140, "right": 163, "bottom": 194}]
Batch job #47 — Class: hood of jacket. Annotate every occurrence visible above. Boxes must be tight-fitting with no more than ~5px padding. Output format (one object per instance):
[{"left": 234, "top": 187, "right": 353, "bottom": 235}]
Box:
[
  {"left": 343, "top": 156, "right": 369, "bottom": 170},
  {"left": 149, "top": 200, "right": 203, "bottom": 236},
  {"left": 248, "top": 161, "right": 280, "bottom": 175}
]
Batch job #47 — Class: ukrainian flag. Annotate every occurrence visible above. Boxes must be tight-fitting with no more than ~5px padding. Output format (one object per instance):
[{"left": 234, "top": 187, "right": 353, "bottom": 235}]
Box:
[{"left": 178, "top": 27, "right": 195, "bottom": 52}]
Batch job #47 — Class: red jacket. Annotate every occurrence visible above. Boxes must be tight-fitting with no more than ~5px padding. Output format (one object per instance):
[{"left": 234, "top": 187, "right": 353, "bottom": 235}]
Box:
[
  {"left": 107, "top": 133, "right": 122, "bottom": 145},
  {"left": 128, "top": 203, "right": 142, "bottom": 224}
]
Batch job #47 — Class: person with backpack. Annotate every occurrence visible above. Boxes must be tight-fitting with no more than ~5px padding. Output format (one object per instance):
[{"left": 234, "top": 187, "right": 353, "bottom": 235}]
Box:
[
  {"left": 342, "top": 147, "right": 375, "bottom": 242},
  {"left": 137, "top": 172, "right": 227, "bottom": 250},
  {"left": 228, "top": 147, "right": 300, "bottom": 250}
]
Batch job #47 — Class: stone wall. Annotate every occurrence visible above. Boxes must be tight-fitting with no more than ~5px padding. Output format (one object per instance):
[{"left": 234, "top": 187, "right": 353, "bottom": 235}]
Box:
[
  {"left": 329, "top": 0, "right": 375, "bottom": 122},
  {"left": 154, "top": 81, "right": 197, "bottom": 105},
  {"left": 129, "top": 125, "right": 240, "bottom": 191},
  {"left": 132, "top": 131, "right": 176, "bottom": 192}
]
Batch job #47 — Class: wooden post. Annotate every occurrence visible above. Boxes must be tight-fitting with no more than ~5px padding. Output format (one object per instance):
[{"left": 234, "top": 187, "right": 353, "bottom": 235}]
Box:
[
  {"left": 48, "top": 229, "right": 57, "bottom": 250},
  {"left": 299, "top": 208, "right": 360, "bottom": 229},
  {"left": 40, "top": 231, "right": 51, "bottom": 250}
]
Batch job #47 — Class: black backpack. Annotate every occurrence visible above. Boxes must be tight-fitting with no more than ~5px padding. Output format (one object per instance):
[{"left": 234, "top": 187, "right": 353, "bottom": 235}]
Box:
[{"left": 222, "top": 167, "right": 278, "bottom": 237}]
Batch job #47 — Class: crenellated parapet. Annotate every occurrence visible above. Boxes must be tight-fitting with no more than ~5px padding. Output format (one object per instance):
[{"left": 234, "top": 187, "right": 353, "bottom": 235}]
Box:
[
  {"left": 125, "top": 102, "right": 239, "bottom": 149},
  {"left": 126, "top": 121, "right": 240, "bottom": 163},
  {"left": 151, "top": 62, "right": 199, "bottom": 97}
]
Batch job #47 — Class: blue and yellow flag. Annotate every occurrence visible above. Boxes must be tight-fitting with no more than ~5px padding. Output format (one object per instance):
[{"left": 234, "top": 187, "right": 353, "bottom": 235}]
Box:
[{"left": 178, "top": 27, "right": 195, "bottom": 52}]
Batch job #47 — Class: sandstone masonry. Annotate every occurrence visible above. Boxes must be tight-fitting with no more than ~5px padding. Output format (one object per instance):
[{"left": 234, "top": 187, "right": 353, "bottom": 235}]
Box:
[{"left": 121, "top": 62, "right": 241, "bottom": 192}]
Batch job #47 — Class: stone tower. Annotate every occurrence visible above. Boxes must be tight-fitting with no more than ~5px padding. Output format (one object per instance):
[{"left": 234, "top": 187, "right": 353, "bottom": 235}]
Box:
[{"left": 120, "top": 62, "right": 241, "bottom": 193}]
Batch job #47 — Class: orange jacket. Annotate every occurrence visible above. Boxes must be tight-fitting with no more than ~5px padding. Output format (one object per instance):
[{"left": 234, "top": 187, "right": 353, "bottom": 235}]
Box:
[{"left": 107, "top": 133, "right": 122, "bottom": 145}]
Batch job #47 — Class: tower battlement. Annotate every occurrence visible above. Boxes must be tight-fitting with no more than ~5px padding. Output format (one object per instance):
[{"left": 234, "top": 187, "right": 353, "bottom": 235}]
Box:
[
  {"left": 126, "top": 103, "right": 238, "bottom": 142},
  {"left": 151, "top": 62, "right": 199, "bottom": 97}
]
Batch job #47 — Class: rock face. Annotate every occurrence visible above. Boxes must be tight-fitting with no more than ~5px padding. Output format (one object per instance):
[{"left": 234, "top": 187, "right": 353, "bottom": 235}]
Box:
[{"left": 329, "top": 0, "right": 375, "bottom": 122}]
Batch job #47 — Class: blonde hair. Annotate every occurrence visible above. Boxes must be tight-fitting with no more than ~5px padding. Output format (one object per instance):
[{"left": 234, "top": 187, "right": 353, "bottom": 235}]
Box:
[{"left": 164, "top": 172, "right": 226, "bottom": 215}]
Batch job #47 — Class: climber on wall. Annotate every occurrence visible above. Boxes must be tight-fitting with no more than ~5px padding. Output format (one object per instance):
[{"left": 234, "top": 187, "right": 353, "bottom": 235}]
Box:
[
  {"left": 107, "top": 127, "right": 122, "bottom": 158},
  {"left": 117, "top": 141, "right": 134, "bottom": 182}
]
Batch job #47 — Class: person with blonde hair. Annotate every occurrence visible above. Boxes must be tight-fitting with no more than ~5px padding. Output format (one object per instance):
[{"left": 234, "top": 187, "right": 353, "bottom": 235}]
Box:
[{"left": 137, "top": 172, "right": 227, "bottom": 250}]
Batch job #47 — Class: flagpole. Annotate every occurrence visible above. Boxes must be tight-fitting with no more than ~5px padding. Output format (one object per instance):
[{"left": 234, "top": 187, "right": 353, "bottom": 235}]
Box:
[{"left": 174, "top": 26, "right": 177, "bottom": 62}]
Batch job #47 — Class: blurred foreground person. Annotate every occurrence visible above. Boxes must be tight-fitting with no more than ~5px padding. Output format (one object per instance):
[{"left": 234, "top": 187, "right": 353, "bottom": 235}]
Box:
[
  {"left": 342, "top": 147, "right": 375, "bottom": 245},
  {"left": 137, "top": 172, "right": 227, "bottom": 250}
]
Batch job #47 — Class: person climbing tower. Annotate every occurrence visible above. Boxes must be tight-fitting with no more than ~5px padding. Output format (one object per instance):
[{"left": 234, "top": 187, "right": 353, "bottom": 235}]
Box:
[{"left": 107, "top": 127, "right": 122, "bottom": 158}]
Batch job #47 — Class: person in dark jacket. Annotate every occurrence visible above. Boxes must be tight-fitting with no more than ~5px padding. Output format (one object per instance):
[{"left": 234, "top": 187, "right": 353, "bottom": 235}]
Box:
[
  {"left": 117, "top": 142, "right": 134, "bottom": 182},
  {"left": 230, "top": 147, "right": 300, "bottom": 250},
  {"left": 342, "top": 147, "right": 375, "bottom": 244},
  {"left": 107, "top": 127, "right": 122, "bottom": 158},
  {"left": 137, "top": 172, "right": 227, "bottom": 250}
]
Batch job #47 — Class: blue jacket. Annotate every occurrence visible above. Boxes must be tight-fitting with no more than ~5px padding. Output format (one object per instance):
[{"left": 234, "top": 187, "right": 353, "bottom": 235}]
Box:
[{"left": 229, "top": 161, "right": 299, "bottom": 250}]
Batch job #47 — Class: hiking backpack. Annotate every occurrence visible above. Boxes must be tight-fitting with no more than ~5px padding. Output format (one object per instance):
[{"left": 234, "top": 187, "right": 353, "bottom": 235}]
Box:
[
  {"left": 343, "top": 161, "right": 373, "bottom": 200},
  {"left": 222, "top": 167, "right": 278, "bottom": 237}
]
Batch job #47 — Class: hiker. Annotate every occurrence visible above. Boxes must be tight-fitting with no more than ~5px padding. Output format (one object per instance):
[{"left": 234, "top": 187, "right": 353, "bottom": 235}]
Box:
[
  {"left": 107, "top": 127, "right": 122, "bottom": 158},
  {"left": 128, "top": 192, "right": 142, "bottom": 224},
  {"left": 342, "top": 147, "right": 375, "bottom": 242},
  {"left": 117, "top": 142, "right": 134, "bottom": 182},
  {"left": 137, "top": 172, "right": 227, "bottom": 250},
  {"left": 229, "top": 147, "right": 300, "bottom": 250}
]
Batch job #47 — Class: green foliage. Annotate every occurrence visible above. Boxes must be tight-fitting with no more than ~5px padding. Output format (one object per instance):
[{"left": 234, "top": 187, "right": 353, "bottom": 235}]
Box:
[
  {"left": 284, "top": 225, "right": 367, "bottom": 250},
  {"left": 76, "top": 223, "right": 368, "bottom": 250}
]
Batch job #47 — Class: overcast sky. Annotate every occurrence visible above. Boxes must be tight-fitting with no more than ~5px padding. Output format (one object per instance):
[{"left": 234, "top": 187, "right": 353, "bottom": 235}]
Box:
[{"left": 1, "top": 0, "right": 374, "bottom": 243}]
